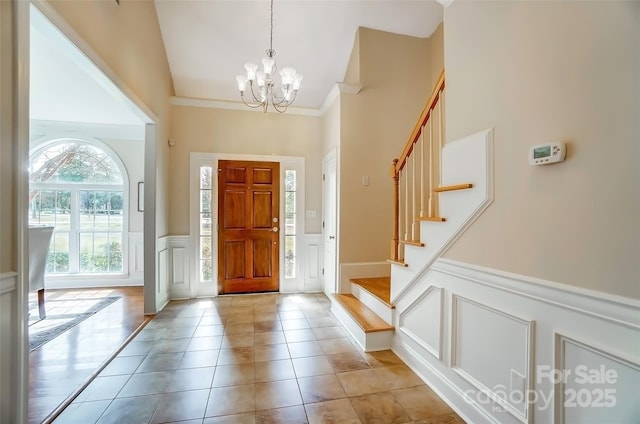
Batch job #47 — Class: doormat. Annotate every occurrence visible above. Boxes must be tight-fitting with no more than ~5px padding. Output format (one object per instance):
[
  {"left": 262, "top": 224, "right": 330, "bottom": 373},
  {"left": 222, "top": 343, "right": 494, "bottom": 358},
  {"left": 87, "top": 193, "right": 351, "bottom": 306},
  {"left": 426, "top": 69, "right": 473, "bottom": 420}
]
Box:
[{"left": 29, "top": 296, "right": 121, "bottom": 351}]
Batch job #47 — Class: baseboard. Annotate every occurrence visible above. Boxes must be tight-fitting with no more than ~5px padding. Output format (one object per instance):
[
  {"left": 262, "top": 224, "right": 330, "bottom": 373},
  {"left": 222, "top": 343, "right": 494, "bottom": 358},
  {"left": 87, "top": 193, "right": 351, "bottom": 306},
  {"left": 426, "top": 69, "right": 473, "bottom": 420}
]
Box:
[
  {"left": 0, "top": 272, "right": 17, "bottom": 295},
  {"left": 391, "top": 259, "right": 640, "bottom": 423}
]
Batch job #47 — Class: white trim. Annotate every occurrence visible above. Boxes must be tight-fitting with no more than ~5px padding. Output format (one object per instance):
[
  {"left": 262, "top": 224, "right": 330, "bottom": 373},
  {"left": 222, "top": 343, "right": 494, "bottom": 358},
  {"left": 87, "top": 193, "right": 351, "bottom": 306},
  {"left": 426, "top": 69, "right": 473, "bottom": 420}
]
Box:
[
  {"left": 398, "top": 285, "right": 443, "bottom": 359},
  {"left": 189, "top": 152, "right": 306, "bottom": 296},
  {"left": 554, "top": 333, "right": 640, "bottom": 424},
  {"left": 172, "top": 82, "right": 362, "bottom": 118},
  {"left": 0, "top": 273, "right": 18, "bottom": 295},
  {"left": 450, "top": 295, "right": 535, "bottom": 423},
  {"left": 433, "top": 258, "right": 640, "bottom": 330},
  {"left": 171, "top": 96, "right": 322, "bottom": 117},
  {"left": 391, "top": 128, "right": 494, "bottom": 303},
  {"left": 392, "top": 339, "right": 490, "bottom": 424}
]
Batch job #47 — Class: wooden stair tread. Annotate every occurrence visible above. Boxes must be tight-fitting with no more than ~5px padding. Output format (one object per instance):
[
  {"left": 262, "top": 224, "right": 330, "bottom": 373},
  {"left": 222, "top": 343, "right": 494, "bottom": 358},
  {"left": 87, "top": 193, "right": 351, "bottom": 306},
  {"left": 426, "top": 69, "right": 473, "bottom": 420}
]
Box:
[
  {"left": 434, "top": 183, "right": 473, "bottom": 192},
  {"left": 351, "top": 277, "right": 393, "bottom": 307},
  {"left": 399, "top": 240, "right": 425, "bottom": 247},
  {"left": 386, "top": 259, "right": 408, "bottom": 267},
  {"left": 417, "top": 216, "right": 446, "bottom": 222},
  {"left": 333, "top": 294, "right": 394, "bottom": 333}
]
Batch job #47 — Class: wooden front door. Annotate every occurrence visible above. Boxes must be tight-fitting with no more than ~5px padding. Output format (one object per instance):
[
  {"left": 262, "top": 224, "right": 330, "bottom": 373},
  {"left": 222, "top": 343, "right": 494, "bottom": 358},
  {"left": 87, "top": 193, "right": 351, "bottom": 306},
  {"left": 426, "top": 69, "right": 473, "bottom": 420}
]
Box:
[{"left": 218, "top": 160, "right": 280, "bottom": 294}]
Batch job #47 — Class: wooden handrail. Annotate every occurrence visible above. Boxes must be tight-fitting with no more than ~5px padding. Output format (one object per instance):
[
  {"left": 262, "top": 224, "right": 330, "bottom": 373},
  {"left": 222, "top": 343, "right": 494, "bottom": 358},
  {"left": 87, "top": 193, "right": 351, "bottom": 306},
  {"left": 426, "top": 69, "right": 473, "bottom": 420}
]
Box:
[{"left": 394, "top": 70, "right": 445, "bottom": 175}]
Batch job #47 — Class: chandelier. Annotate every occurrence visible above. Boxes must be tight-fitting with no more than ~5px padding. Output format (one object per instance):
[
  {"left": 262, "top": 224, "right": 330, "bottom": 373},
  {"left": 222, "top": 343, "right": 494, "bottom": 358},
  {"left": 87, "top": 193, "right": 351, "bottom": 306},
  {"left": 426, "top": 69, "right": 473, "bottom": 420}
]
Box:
[{"left": 235, "top": 0, "right": 303, "bottom": 113}]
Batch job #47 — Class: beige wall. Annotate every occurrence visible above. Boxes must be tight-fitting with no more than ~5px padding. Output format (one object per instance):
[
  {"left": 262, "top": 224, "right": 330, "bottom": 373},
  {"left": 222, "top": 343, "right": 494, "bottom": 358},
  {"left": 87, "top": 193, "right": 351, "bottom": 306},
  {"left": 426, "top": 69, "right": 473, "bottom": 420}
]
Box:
[
  {"left": 48, "top": 0, "right": 173, "bottom": 237},
  {"left": 169, "top": 106, "right": 324, "bottom": 235},
  {"left": 444, "top": 1, "right": 640, "bottom": 298},
  {"left": 338, "top": 27, "right": 443, "bottom": 263},
  {"left": 0, "top": 0, "right": 14, "bottom": 273},
  {"left": 322, "top": 97, "right": 340, "bottom": 157}
]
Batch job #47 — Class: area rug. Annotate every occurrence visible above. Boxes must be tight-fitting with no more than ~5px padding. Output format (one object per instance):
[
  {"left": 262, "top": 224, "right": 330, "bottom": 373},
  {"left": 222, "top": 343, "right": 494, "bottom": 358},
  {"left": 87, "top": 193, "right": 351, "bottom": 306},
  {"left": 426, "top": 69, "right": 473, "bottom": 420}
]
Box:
[{"left": 28, "top": 296, "right": 121, "bottom": 351}]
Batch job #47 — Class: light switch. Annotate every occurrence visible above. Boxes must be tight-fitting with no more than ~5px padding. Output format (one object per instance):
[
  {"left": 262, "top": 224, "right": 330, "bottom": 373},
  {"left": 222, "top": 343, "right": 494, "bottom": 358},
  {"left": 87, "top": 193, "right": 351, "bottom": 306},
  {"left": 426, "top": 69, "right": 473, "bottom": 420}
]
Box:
[
  {"left": 305, "top": 210, "right": 317, "bottom": 218},
  {"left": 362, "top": 176, "right": 369, "bottom": 186}
]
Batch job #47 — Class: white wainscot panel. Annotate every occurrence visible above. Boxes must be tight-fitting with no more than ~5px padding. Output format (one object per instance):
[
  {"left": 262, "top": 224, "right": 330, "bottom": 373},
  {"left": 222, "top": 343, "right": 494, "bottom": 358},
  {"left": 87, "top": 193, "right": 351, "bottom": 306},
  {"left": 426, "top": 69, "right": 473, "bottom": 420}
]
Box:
[
  {"left": 399, "top": 286, "right": 443, "bottom": 359},
  {"left": 303, "top": 234, "right": 322, "bottom": 292},
  {"left": 128, "top": 232, "right": 144, "bottom": 277},
  {"left": 168, "top": 236, "right": 190, "bottom": 299},
  {"left": 556, "top": 334, "right": 640, "bottom": 423},
  {"left": 452, "top": 296, "right": 534, "bottom": 423},
  {"left": 156, "top": 236, "right": 170, "bottom": 311}
]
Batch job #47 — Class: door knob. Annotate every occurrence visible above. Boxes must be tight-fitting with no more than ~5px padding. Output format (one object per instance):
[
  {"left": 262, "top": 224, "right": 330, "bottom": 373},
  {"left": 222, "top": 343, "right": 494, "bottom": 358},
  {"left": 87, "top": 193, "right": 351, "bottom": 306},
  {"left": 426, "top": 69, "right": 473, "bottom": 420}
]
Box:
[
  {"left": 272, "top": 227, "right": 279, "bottom": 232},
  {"left": 329, "top": 235, "right": 335, "bottom": 240}
]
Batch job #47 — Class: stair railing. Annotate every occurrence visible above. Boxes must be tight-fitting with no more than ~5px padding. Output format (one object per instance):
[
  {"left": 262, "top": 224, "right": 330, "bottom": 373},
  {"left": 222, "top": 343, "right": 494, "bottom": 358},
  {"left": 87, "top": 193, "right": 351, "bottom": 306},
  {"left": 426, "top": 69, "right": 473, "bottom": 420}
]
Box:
[{"left": 390, "top": 70, "right": 445, "bottom": 263}]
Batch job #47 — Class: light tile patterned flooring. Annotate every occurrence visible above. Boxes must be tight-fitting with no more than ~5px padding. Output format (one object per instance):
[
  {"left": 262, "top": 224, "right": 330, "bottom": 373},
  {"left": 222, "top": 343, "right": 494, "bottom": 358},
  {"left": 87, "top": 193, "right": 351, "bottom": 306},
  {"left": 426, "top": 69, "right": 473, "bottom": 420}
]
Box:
[{"left": 51, "top": 293, "right": 464, "bottom": 424}]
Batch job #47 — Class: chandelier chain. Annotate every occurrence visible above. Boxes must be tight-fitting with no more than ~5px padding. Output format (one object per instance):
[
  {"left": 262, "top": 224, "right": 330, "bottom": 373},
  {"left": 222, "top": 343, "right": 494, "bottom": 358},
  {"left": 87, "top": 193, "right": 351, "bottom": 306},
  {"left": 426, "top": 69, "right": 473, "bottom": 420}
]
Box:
[{"left": 269, "top": 0, "right": 274, "bottom": 55}]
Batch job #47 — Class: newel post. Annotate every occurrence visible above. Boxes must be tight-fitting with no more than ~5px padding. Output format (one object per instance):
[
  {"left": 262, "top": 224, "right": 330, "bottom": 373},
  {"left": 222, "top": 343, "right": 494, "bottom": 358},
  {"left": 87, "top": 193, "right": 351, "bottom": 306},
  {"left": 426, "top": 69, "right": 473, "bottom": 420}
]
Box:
[{"left": 391, "top": 158, "right": 400, "bottom": 262}]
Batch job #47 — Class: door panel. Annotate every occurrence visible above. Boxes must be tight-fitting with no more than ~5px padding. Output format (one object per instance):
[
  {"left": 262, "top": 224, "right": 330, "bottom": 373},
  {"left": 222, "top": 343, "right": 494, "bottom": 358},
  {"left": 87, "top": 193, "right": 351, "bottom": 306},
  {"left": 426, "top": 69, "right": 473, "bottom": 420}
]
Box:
[{"left": 218, "top": 160, "right": 280, "bottom": 294}]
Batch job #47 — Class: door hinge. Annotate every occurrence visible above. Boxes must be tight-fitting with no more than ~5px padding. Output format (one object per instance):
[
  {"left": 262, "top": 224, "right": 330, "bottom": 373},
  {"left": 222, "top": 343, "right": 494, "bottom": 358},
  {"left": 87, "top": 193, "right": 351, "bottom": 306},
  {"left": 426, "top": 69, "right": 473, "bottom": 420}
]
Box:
[
  {"left": 322, "top": 268, "right": 324, "bottom": 275},
  {"left": 322, "top": 221, "right": 325, "bottom": 229},
  {"left": 322, "top": 174, "right": 325, "bottom": 181}
]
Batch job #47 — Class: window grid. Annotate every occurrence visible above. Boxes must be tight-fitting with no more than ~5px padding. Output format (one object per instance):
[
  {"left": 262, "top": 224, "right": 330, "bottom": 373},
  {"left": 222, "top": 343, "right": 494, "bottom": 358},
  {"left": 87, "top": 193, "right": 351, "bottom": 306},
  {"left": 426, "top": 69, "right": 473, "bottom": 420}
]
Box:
[
  {"left": 284, "top": 170, "right": 296, "bottom": 279},
  {"left": 199, "top": 166, "right": 213, "bottom": 282}
]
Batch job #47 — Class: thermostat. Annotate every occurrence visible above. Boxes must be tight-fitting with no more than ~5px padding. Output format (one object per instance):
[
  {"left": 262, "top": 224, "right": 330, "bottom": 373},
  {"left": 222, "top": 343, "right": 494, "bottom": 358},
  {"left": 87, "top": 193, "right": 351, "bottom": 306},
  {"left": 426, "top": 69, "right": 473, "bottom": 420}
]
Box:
[{"left": 528, "top": 142, "right": 565, "bottom": 165}]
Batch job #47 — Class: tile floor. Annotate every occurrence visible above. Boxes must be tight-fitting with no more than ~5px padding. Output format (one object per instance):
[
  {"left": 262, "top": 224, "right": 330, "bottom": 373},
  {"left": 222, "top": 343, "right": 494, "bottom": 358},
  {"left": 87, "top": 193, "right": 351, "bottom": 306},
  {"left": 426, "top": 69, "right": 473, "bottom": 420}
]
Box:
[
  {"left": 51, "top": 293, "right": 464, "bottom": 424},
  {"left": 29, "top": 287, "right": 145, "bottom": 424}
]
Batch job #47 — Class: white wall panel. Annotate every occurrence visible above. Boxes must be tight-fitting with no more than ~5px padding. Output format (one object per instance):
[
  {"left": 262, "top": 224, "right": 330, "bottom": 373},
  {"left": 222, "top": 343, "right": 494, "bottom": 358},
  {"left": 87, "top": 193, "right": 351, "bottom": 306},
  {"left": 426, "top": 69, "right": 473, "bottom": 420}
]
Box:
[
  {"left": 556, "top": 334, "right": 640, "bottom": 423},
  {"left": 392, "top": 259, "right": 639, "bottom": 424},
  {"left": 398, "top": 286, "right": 443, "bottom": 359},
  {"left": 303, "top": 234, "right": 322, "bottom": 292},
  {"left": 451, "top": 296, "right": 533, "bottom": 422}
]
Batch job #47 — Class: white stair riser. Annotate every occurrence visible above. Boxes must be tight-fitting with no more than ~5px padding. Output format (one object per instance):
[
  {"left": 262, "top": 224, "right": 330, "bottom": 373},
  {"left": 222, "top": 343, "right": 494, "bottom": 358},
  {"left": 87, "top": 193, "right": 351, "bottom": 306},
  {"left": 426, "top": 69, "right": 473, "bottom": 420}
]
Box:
[
  {"left": 330, "top": 300, "right": 393, "bottom": 352},
  {"left": 350, "top": 283, "right": 393, "bottom": 325}
]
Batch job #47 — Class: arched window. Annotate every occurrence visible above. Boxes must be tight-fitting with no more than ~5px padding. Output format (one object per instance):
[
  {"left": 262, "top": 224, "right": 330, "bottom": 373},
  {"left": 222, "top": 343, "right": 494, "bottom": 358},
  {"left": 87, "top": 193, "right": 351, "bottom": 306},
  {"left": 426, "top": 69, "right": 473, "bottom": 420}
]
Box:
[{"left": 29, "top": 139, "right": 127, "bottom": 274}]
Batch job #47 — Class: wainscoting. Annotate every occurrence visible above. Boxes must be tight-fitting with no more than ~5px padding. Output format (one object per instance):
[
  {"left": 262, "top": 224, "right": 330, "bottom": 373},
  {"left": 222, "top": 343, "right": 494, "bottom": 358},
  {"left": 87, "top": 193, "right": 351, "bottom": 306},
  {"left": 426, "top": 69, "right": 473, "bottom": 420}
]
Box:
[
  {"left": 162, "top": 234, "right": 323, "bottom": 301},
  {"left": 392, "top": 259, "right": 640, "bottom": 424},
  {"left": 0, "top": 272, "right": 18, "bottom": 423}
]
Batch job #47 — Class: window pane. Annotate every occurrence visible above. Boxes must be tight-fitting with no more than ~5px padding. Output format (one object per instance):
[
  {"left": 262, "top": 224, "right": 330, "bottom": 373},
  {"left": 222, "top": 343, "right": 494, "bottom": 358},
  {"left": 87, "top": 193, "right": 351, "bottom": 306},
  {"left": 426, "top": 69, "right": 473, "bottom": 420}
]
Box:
[
  {"left": 80, "top": 191, "right": 124, "bottom": 231},
  {"left": 79, "top": 232, "right": 122, "bottom": 273},
  {"left": 285, "top": 170, "right": 296, "bottom": 191},
  {"left": 47, "top": 232, "right": 69, "bottom": 273},
  {"left": 200, "top": 236, "right": 212, "bottom": 281},
  {"left": 30, "top": 142, "right": 123, "bottom": 184},
  {"left": 199, "top": 166, "right": 214, "bottom": 283},
  {"left": 29, "top": 190, "right": 71, "bottom": 230},
  {"left": 200, "top": 166, "right": 212, "bottom": 189},
  {"left": 285, "top": 235, "right": 295, "bottom": 278}
]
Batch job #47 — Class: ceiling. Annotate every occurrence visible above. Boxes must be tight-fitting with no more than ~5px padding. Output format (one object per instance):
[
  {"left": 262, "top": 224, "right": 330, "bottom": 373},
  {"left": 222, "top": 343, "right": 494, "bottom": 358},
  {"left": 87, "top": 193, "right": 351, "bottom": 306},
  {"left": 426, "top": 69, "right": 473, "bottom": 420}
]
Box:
[
  {"left": 29, "top": 1, "right": 444, "bottom": 126},
  {"left": 154, "top": 0, "right": 444, "bottom": 110}
]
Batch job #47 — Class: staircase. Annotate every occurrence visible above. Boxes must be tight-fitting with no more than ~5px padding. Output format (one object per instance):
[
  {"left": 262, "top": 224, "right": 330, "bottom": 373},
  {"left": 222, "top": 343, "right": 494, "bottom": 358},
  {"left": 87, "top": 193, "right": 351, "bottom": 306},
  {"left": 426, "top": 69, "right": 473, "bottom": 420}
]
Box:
[
  {"left": 331, "top": 277, "right": 394, "bottom": 352},
  {"left": 330, "top": 71, "right": 494, "bottom": 352}
]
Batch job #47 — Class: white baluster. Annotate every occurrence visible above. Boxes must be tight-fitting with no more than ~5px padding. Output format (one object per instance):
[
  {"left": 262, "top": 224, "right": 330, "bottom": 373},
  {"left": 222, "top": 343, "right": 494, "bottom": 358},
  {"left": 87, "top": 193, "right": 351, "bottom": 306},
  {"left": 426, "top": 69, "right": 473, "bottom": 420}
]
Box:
[
  {"left": 438, "top": 89, "right": 443, "bottom": 187},
  {"left": 412, "top": 144, "right": 416, "bottom": 240},
  {"left": 428, "top": 116, "right": 434, "bottom": 217},
  {"left": 420, "top": 125, "right": 425, "bottom": 218},
  {"left": 404, "top": 162, "right": 409, "bottom": 241}
]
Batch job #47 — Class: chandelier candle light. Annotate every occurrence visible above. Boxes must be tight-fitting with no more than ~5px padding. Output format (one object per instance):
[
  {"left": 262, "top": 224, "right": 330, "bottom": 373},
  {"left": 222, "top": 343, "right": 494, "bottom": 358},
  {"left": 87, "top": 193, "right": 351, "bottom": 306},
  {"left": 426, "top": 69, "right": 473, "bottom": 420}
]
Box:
[{"left": 236, "top": 0, "right": 302, "bottom": 113}]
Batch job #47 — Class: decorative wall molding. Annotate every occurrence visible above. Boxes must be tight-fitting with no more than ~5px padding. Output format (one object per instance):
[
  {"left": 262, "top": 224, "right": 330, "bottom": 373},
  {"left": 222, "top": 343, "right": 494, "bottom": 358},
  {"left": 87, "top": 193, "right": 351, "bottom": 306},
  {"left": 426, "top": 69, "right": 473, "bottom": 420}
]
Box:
[
  {"left": 391, "top": 258, "right": 640, "bottom": 424},
  {"left": 398, "top": 285, "right": 443, "bottom": 359},
  {"left": 156, "top": 236, "right": 170, "bottom": 311},
  {"left": 554, "top": 333, "right": 640, "bottom": 424},
  {"left": 167, "top": 236, "right": 190, "bottom": 299},
  {"left": 391, "top": 128, "right": 494, "bottom": 303},
  {"left": 0, "top": 273, "right": 18, "bottom": 296},
  {"left": 450, "top": 295, "right": 534, "bottom": 423},
  {"left": 303, "top": 234, "right": 322, "bottom": 292},
  {"left": 434, "top": 258, "right": 640, "bottom": 330}
]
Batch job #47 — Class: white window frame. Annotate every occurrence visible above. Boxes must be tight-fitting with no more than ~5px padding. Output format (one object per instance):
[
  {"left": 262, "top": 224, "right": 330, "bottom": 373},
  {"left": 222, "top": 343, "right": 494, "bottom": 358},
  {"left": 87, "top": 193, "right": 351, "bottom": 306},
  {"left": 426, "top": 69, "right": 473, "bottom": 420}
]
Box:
[
  {"left": 189, "top": 152, "right": 305, "bottom": 297},
  {"left": 28, "top": 138, "right": 130, "bottom": 282}
]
